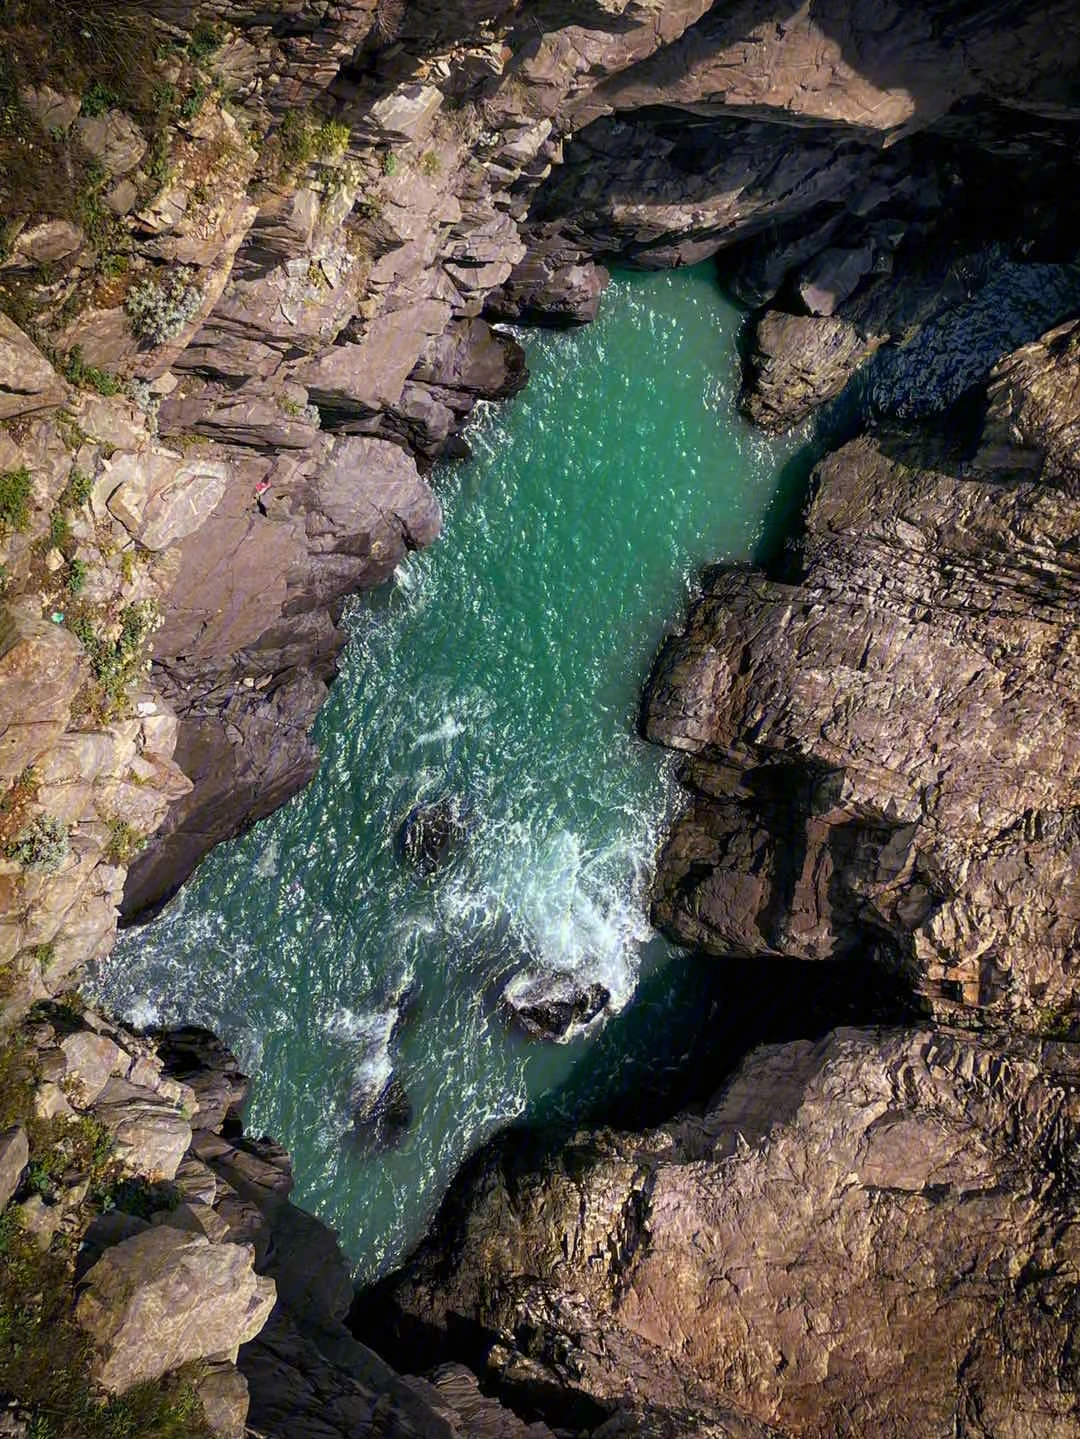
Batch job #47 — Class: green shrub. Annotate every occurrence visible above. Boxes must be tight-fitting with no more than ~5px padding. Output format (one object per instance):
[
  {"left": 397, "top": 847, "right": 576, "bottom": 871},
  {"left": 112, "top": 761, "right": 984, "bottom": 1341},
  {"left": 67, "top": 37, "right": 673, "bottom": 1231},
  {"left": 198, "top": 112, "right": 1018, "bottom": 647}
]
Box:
[
  {"left": 124, "top": 267, "right": 203, "bottom": 345},
  {"left": 49, "top": 508, "right": 72, "bottom": 550},
  {"left": 187, "top": 20, "right": 223, "bottom": 60},
  {"left": 313, "top": 119, "right": 349, "bottom": 158},
  {"left": 103, "top": 816, "right": 144, "bottom": 865},
  {"left": 5, "top": 814, "right": 69, "bottom": 873},
  {"left": 61, "top": 346, "right": 121, "bottom": 397},
  {"left": 60, "top": 467, "right": 92, "bottom": 508},
  {"left": 0, "top": 465, "right": 32, "bottom": 531},
  {"left": 420, "top": 150, "right": 441, "bottom": 176},
  {"left": 67, "top": 558, "right": 87, "bottom": 593},
  {"left": 381, "top": 149, "right": 398, "bottom": 176},
  {"left": 78, "top": 81, "right": 117, "bottom": 117},
  {"left": 69, "top": 599, "right": 158, "bottom": 717}
]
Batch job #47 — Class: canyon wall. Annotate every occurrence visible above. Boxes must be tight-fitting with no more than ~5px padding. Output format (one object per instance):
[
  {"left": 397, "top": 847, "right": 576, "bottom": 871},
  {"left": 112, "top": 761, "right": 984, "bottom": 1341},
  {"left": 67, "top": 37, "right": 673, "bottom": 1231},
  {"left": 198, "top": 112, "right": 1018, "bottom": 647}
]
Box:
[{"left": 2, "top": 1, "right": 1080, "bottom": 1436}]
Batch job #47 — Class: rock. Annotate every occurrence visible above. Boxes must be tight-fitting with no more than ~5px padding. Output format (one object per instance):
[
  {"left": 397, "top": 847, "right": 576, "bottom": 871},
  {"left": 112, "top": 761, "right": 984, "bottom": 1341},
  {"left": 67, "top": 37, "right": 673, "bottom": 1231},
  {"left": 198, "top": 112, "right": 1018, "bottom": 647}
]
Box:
[
  {"left": 20, "top": 84, "right": 79, "bottom": 132},
  {"left": 0, "top": 315, "right": 66, "bottom": 420},
  {"left": 11, "top": 220, "right": 85, "bottom": 268},
  {"left": 293, "top": 299, "right": 453, "bottom": 421},
  {"left": 194, "top": 1362, "right": 250, "bottom": 1439},
  {"left": 75, "top": 1225, "right": 275, "bottom": 1393},
  {"left": 17, "top": 1193, "right": 64, "bottom": 1248},
  {"left": 365, "top": 83, "right": 443, "bottom": 142},
  {"left": 503, "top": 976, "right": 610, "bottom": 1042},
  {"left": 486, "top": 240, "right": 610, "bottom": 326},
  {"left": 797, "top": 244, "right": 876, "bottom": 316},
  {"left": 349, "top": 1073, "right": 413, "bottom": 1151},
  {"left": 91, "top": 1078, "right": 192, "bottom": 1180},
  {"left": 740, "top": 310, "right": 880, "bottom": 432},
  {"left": 75, "top": 110, "right": 147, "bottom": 176},
  {"left": 0, "top": 1125, "right": 28, "bottom": 1212},
  {"left": 155, "top": 1027, "right": 249, "bottom": 1132},
  {"left": 58, "top": 1031, "right": 124, "bottom": 1104},
  {"left": 399, "top": 796, "right": 472, "bottom": 875},
  {"left": 645, "top": 323, "right": 1080, "bottom": 1025},
  {"left": 371, "top": 1026, "right": 1080, "bottom": 1438},
  {"left": 104, "top": 449, "right": 231, "bottom": 551}
]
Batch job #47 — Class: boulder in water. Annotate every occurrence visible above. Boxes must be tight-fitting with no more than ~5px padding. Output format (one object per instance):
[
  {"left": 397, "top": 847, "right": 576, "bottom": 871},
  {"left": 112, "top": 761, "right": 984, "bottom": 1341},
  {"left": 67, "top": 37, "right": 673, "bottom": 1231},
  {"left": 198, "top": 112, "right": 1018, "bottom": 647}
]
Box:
[
  {"left": 349, "top": 1072, "right": 413, "bottom": 1152},
  {"left": 505, "top": 977, "right": 611, "bottom": 1042},
  {"left": 399, "top": 795, "right": 472, "bottom": 874}
]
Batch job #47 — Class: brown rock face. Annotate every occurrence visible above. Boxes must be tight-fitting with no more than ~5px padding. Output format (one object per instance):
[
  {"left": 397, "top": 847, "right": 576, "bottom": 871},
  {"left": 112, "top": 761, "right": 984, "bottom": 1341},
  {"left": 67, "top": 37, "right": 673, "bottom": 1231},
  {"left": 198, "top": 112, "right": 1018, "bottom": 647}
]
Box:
[
  {"left": 643, "top": 319, "right": 1080, "bottom": 1028},
  {"left": 371, "top": 1025, "right": 1080, "bottom": 1438}
]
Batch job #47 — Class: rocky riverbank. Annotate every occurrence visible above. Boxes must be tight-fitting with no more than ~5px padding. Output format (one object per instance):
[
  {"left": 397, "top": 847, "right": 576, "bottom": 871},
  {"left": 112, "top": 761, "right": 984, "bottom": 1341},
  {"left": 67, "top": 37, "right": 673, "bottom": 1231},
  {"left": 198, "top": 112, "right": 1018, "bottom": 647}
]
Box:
[{"left": 2, "top": 0, "right": 1080, "bottom": 1436}]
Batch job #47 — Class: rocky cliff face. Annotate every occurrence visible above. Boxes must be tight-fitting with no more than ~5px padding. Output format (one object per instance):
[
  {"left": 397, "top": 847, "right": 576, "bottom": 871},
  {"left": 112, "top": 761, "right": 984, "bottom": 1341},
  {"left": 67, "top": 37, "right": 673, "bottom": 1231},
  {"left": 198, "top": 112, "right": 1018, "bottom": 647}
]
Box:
[
  {"left": 644, "top": 319, "right": 1080, "bottom": 1029},
  {"left": 3, "top": 1, "right": 1080, "bottom": 1437},
  {"left": 370, "top": 1023, "right": 1080, "bottom": 1437}
]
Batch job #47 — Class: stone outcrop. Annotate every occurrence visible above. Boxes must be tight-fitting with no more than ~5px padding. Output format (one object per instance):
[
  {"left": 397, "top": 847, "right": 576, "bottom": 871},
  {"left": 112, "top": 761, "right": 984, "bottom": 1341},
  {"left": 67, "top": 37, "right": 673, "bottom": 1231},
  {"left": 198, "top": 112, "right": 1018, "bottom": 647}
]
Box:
[
  {"left": 76, "top": 1225, "right": 275, "bottom": 1393},
  {"left": 643, "top": 317, "right": 1080, "bottom": 1029},
  {"left": 369, "top": 1024, "right": 1080, "bottom": 1438}
]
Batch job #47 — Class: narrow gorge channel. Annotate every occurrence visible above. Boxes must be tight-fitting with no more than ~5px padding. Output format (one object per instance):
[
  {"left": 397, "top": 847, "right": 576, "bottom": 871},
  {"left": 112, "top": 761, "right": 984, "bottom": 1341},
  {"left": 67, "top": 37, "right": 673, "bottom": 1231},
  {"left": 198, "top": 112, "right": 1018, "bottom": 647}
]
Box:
[{"left": 92, "top": 265, "right": 801, "bottom": 1280}]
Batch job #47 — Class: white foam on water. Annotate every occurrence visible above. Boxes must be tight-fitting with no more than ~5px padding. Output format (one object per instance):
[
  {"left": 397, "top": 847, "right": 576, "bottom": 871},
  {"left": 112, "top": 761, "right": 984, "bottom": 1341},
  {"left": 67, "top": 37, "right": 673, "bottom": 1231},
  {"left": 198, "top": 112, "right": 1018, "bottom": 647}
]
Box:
[
  {"left": 411, "top": 715, "right": 465, "bottom": 748},
  {"left": 123, "top": 996, "right": 162, "bottom": 1031},
  {"left": 252, "top": 834, "right": 280, "bottom": 879},
  {"left": 327, "top": 1005, "right": 397, "bottom": 1111}
]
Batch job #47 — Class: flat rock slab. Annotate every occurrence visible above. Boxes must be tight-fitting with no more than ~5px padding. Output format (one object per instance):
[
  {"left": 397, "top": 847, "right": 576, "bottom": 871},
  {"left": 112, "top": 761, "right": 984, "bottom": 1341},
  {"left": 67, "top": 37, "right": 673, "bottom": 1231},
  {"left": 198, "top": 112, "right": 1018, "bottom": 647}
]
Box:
[
  {"left": 0, "top": 314, "right": 66, "bottom": 419},
  {"left": 0, "top": 1124, "right": 28, "bottom": 1212},
  {"left": 104, "top": 448, "right": 230, "bottom": 551}
]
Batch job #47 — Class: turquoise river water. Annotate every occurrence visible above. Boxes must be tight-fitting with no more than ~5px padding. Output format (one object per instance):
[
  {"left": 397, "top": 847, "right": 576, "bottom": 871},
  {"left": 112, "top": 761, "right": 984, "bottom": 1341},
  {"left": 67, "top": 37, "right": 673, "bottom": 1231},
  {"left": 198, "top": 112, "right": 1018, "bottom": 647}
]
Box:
[{"left": 92, "top": 265, "right": 802, "bottom": 1281}]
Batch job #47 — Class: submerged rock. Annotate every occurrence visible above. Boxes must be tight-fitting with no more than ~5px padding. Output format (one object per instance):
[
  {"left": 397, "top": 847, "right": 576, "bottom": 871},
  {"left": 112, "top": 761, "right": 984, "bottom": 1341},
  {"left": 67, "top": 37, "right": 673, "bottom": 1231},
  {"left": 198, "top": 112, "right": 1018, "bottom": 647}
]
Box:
[
  {"left": 399, "top": 796, "right": 473, "bottom": 875},
  {"left": 504, "top": 976, "right": 611, "bottom": 1042},
  {"left": 349, "top": 1073, "right": 413, "bottom": 1153}
]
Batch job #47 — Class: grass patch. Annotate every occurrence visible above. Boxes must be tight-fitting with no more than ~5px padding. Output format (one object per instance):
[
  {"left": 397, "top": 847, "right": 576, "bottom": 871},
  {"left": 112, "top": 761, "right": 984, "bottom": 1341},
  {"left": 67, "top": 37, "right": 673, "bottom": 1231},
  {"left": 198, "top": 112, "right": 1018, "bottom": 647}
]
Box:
[
  {"left": 61, "top": 346, "right": 121, "bottom": 398},
  {"left": 102, "top": 817, "right": 143, "bottom": 866},
  {"left": 60, "top": 467, "right": 93, "bottom": 509},
  {"left": 68, "top": 599, "right": 157, "bottom": 720},
  {"left": 0, "top": 464, "right": 32, "bottom": 531}
]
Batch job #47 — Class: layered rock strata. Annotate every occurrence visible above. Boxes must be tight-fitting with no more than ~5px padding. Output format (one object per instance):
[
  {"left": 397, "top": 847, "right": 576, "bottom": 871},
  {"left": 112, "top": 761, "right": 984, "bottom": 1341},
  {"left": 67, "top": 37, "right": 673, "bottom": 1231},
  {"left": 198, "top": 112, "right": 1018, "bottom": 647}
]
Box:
[
  {"left": 370, "top": 1024, "right": 1080, "bottom": 1438},
  {"left": 644, "top": 318, "right": 1080, "bottom": 1029}
]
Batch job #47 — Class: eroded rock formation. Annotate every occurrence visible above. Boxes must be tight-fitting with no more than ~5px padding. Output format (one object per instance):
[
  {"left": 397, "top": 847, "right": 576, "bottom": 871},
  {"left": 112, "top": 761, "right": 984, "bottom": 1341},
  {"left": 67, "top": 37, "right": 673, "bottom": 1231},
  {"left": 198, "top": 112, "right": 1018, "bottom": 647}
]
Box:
[
  {"left": 645, "top": 319, "right": 1080, "bottom": 1029},
  {"left": 370, "top": 1024, "right": 1080, "bottom": 1437},
  {"left": 3, "top": 1, "right": 1080, "bottom": 1437}
]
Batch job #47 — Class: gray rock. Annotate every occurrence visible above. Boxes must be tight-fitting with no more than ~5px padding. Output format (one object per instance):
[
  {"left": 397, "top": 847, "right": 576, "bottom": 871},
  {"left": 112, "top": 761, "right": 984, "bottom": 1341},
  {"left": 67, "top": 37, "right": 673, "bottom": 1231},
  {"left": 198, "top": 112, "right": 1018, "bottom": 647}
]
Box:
[
  {"left": 75, "top": 111, "right": 147, "bottom": 176},
  {"left": 377, "top": 1027, "right": 1080, "bottom": 1439},
  {"left": 58, "top": 1031, "right": 124, "bottom": 1104},
  {"left": 0, "top": 315, "right": 66, "bottom": 420},
  {"left": 76, "top": 1225, "right": 275, "bottom": 1393},
  {"left": 194, "top": 1362, "right": 250, "bottom": 1439},
  {"left": 92, "top": 1077, "right": 193, "bottom": 1181},
  {"left": 741, "top": 311, "right": 880, "bottom": 433},
  {"left": 104, "top": 448, "right": 231, "bottom": 552},
  {"left": 365, "top": 84, "right": 443, "bottom": 142},
  {"left": 797, "top": 245, "right": 876, "bottom": 316},
  {"left": 0, "top": 1125, "right": 28, "bottom": 1212}
]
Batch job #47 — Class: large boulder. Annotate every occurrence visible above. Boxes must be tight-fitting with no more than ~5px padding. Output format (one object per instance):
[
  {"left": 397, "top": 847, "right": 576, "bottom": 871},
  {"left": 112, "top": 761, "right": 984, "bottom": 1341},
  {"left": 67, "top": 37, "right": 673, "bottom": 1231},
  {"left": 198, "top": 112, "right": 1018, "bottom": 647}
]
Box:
[{"left": 76, "top": 1225, "right": 275, "bottom": 1393}]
